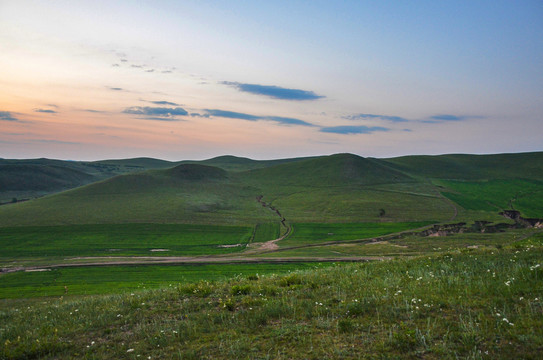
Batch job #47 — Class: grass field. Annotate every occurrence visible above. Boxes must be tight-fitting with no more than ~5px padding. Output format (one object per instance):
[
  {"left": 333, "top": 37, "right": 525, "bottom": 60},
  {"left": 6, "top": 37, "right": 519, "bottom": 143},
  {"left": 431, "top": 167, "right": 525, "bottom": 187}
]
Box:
[
  {"left": 0, "top": 263, "right": 330, "bottom": 299},
  {"left": 252, "top": 222, "right": 281, "bottom": 243},
  {"left": 0, "top": 152, "right": 542, "bottom": 358},
  {"left": 438, "top": 179, "right": 543, "bottom": 216},
  {"left": 0, "top": 224, "right": 253, "bottom": 259},
  {"left": 264, "top": 229, "right": 535, "bottom": 258},
  {"left": 1, "top": 240, "right": 542, "bottom": 359},
  {"left": 280, "top": 221, "right": 433, "bottom": 247}
]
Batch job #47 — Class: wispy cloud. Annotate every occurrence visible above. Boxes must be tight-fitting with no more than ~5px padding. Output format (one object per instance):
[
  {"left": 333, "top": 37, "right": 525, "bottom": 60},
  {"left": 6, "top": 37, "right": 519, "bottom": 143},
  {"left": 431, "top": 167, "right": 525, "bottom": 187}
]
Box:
[
  {"left": 320, "top": 125, "right": 389, "bottom": 134},
  {"left": 204, "top": 109, "right": 259, "bottom": 121},
  {"left": 221, "top": 81, "right": 325, "bottom": 101},
  {"left": 146, "top": 100, "right": 180, "bottom": 106},
  {"left": 422, "top": 114, "right": 481, "bottom": 123},
  {"left": 138, "top": 117, "right": 183, "bottom": 122},
  {"left": 123, "top": 106, "right": 188, "bottom": 121},
  {"left": 33, "top": 139, "right": 80, "bottom": 145},
  {"left": 108, "top": 86, "right": 124, "bottom": 91},
  {"left": 82, "top": 109, "right": 106, "bottom": 113},
  {"left": 34, "top": 108, "right": 57, "bottom": 114},
  {"left": 202, "top": 109, "right": 315, "bottom": 126},
  {"left": 0, "top": 111, "right": 20, "bottom": 121},
  {"left": 190, "top": 113, "right": 210, "bottom": 118},
  {"left": 264, "top": 116, "right": 315, "bottom": 126},
  {"left": 344, "top": 113, "right": 408, "bottom": 123}
]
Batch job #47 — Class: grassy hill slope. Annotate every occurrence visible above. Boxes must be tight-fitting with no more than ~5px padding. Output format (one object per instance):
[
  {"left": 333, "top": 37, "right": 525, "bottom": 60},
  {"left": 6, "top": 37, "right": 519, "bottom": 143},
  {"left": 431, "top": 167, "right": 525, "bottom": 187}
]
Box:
[
  {"left": 183, "top": 155, "right": 313, "bottom": 172},
  {"left": 1, "top": 152, "right": 541, "bottom": 226},
  {"left": 383, "top": 152, "right": 543, "bottom": 180},
  {"left": 0, "top": 157, "right": 178, "bottom": 203},
  {"left": 0, "top": 154, "right": 454, "bottom": 226}
]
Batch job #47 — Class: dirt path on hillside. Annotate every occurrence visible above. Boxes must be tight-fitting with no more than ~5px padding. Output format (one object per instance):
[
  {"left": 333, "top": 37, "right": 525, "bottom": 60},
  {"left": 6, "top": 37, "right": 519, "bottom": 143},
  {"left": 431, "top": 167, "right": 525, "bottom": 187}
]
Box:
[{"left": 247, "top": 195, "right": 292, "bottom": 252}]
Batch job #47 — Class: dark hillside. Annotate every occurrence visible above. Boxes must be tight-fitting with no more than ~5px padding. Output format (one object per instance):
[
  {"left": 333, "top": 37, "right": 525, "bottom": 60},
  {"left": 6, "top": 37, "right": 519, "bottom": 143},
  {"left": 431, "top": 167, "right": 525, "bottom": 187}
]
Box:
[
  {"left": 383, "top": 152, "right": 543, "bottom": 180},
  {"left": 0, "top": 164, "right": 93, "bottom": 191},
  {"left": 92, "top": 157, "right": 176, "bottom": 169},
  {"left": 245, "top": 153, "right": 413, "bottom": 186},
  {"left": 0, "top": 157, "right": 179, "bottom": 203},
  {"left": 164, "top": 164, "right": 228, "bottom": 180},
  {"left": 184, "top": 155, "right": 314, "bottom": 172}
]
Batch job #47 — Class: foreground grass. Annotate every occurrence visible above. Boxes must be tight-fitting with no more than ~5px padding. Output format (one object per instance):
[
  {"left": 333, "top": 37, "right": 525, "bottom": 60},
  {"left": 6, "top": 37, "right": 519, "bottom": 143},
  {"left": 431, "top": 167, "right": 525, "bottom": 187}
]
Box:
[{"left": 2, "top": 241, "right": 542, "bottom": 359}]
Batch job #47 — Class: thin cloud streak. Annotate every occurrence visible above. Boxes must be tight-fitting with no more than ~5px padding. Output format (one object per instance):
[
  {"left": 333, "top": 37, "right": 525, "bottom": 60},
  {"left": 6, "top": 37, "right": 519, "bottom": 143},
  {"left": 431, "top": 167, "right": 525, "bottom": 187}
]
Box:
[
  {"left": 123, "top": 106, "right": 189, "bottom": 118},
  {"left": 147, "top": 100, "right": 180, "bottom": 106},
  {"left": 320, "top": 125, "right": 389, "bottom": 135},
  {"left": 203, "top": 109, "right": 314, "bottom": 126},
  {"left": 421, "top": 114, "right": 481, "bottom": 123},
  {"left": 140, "top": 117, "right": 184, "bottom": 122},
  {"left": 221, "top": 81, "right": 325, "bottom": 101},
  {"left": 344, "top": 113, "right": 409, "bottom": 123},
  {"left": 34, "top": 109, "right": 57, "bottom": 114}
]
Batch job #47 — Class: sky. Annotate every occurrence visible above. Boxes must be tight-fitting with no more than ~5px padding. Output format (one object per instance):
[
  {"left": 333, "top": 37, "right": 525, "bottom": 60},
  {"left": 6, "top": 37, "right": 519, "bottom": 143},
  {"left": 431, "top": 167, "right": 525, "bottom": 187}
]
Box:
[{"left": 1, "top": 1, "right": 542, "bottom": 161}]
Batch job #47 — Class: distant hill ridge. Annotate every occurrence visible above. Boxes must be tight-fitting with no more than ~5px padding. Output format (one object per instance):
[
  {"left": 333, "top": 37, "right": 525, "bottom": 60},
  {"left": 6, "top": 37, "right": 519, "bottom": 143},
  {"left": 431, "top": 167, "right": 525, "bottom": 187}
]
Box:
[
  {"left": 164, "top": 164, "right": 228, "bottom": 180},
  {"left": 1, "top": 151, "right": 541, "bottom": 225},
  {"left": 244, "top": 153, "right": 413, "bottom": 186},
  {"left": 383, "top": 152, "right": 543, "bottom": 180}
]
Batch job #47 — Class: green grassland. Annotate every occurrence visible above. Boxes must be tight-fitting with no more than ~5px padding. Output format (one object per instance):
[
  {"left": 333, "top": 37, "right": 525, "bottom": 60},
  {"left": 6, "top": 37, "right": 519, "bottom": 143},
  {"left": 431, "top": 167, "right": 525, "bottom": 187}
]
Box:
[
  {"left": 280, "top": 221, "right": 432, "bottom": 247},
  {"left": 0, "top": 224, "right": 253, "bottom": 259},
  {"left": 252, "top": 223, "right": 282, "bottom": 243},
  {"left": 1, "top": 241, "right": 542, "bottom": 359},
  {"left": 383, "top": 152, "right": 543, "bottom": 181},
  {"left": 0, "top": 157, "right": 178, "bottom": 203},
  {"left": 2, "top": 152, "right": 541, "bottom": 227},
  {"left": 438, "top": 179, "right": 543, "bottom": 217},
  {"left": 0, "top": 263, "right": 329, "bottom": 299},
  {"left": 1, "top": 152, "right": 542, "bottom": 358}
]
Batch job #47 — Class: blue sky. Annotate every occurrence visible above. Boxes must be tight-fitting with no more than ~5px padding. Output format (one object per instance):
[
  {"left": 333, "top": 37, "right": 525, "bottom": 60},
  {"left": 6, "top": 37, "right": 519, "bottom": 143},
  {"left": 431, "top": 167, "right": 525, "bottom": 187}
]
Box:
[{"left": 0, "top": 1, "right": 542, "bottom": 160}]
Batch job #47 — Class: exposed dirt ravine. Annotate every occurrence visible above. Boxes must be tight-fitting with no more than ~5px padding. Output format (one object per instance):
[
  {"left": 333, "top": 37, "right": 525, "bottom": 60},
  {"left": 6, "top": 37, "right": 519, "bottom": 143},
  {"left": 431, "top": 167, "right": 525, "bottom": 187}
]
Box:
[{"left": 248, "top": 195, "right": 291, "bottom": 252}]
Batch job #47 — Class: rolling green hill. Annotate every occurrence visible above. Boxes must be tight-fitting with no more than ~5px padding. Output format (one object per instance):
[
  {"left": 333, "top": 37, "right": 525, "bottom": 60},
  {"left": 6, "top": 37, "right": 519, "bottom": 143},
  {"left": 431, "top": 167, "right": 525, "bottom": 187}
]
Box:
[
  {"left": 383, "top": 152, "right": 543, "bottom": 180},
  {"left": 182, "top": 155, "right": 313, "bottom": 172},
  {"left": 0, "top": 152, "right": 541, "bottom": 226},
  {"left": 2, "top": 152, "right": 542, "bottom": 359},
  {"left": 244, "top": 153, "right": 413, "bottom": 187},
  {"left": 0, "top": 157, "right": 178, "bottom": 203},
  {"left": 0, "top": 164, "right": 93, "bottom": 192}
]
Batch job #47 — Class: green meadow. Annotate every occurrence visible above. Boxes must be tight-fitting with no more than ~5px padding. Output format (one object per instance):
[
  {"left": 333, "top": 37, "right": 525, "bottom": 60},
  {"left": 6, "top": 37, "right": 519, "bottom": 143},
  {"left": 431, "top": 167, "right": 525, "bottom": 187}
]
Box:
[
  {"left": 0, "top": 152, "right": 542, "bottom": 358},
  {"left": 281, "top": 221, "right": 432, "bottom": 247},
  {"left": 1, "top": 242, "right": 542, "bottom": 359},
  {"left": 0, "top": 223, "right": 254, "bottom": 259},
  {"left": 0, "top": 263, "right": 329, "bottom": 299}
]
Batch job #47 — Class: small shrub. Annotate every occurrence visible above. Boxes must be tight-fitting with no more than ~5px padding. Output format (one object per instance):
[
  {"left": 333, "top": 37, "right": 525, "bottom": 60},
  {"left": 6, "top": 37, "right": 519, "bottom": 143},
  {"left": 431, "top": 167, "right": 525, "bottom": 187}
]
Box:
[
  {"left": 346, "top": 301, "right": 373, "bottom": 317},
  {"left": 177, "top": 281, "right": 213, "bottom": 297},
  {"left": 388, "top": 323, "right": 418, "bottom": 351},
  {"left": 220, "top": 296, "right": 236, "bottom": 311},
  {"left": 279, "top": 273, "right": 303, "bottom": 287},
  {"left": 338, "top": 318, "right": 354, "bottom": 333},
  {"left": 230, "top": 284, "right": 251, "bottom": 296}
]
